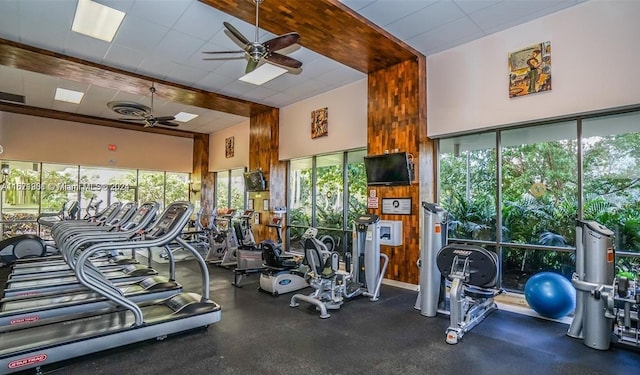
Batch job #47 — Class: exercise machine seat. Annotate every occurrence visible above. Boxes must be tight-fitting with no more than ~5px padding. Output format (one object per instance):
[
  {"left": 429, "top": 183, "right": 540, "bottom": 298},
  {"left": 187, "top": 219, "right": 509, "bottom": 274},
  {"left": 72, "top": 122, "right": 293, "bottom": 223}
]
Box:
[
  {"left": 436, "top": 244, "right": 499, "bottom": 288},
  {"left": 261, "top": 240, "right": 299, "bottom": 269}
]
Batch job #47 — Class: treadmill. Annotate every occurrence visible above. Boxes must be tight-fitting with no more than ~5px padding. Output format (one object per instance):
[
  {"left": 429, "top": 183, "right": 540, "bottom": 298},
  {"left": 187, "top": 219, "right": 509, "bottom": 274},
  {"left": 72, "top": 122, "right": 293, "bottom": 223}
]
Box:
[
  {"left": 0, "top": 201, "right": 221, "bottom": 374},
  {"left": 3, "top": 204, "right": 169, "bottom": 298}
]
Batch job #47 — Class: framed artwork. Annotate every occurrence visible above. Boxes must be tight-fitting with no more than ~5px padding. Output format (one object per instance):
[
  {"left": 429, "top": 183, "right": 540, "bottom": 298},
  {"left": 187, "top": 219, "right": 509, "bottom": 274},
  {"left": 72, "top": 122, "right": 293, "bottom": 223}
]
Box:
[
  {"left": 262, "top": 199, "right": 269, "bottom": 211},
  {"left": 247, "top": 199, "right": 254, "bottom": 211},
  {"left": 225, "top": 136, "right": 234, "bottom": 158},
  {"left": 509, "top": 41, "right": 551, "bottom": 98},
  {"left": 311, "top": 107, "right": 328, "bottom": 139}
]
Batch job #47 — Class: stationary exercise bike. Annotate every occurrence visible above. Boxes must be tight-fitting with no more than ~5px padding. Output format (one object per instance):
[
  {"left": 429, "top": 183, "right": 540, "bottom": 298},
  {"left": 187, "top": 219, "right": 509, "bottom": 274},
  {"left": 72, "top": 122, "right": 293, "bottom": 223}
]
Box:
[
  {"left": 415, "top": 202, "right": 501, "bottom": 344},
  {"left": 289, "top": 214, "right": 389, "bottom": 318},
  {"left": 259, "top": 226, "right": 323, "bottom": 296}
]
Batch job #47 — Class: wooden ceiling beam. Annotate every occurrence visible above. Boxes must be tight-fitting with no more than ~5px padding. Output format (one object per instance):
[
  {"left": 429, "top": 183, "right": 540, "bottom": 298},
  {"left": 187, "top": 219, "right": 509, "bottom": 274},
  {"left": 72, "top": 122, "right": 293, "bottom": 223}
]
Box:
[
  {"left": 0, "top": 38, "right": 275, "bottom": 118},
  {"left": 199, "top": 0, "right": 423, "bottom": 73},
  {"left": 0, "top": 101, "right": 194, "bottom": 139}
]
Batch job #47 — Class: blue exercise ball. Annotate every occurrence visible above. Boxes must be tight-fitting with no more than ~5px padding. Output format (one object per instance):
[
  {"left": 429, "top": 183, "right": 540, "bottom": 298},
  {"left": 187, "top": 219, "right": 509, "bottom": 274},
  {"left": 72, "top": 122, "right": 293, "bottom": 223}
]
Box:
[{"left": 524, "top": 272, "right": 576, "bottom": 319}]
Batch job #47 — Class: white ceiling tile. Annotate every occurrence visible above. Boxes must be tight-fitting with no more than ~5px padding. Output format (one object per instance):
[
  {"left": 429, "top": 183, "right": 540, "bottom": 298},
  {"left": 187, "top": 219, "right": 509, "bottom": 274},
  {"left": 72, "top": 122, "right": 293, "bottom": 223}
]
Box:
[
  {"left": 0, "top": 1, "right": 20, "bottom": 40},
  {"left": 210, "top": 60, "right": 247, "bottom": 79},
  {"left": 98, "top": 0, "right": 135, "bottom": 14},
  {"left": 136, "top": 56, "right": 181, "bottom": 81},
  {"left": 385, "top": 1, "right": 465, "bottom": 39},
  {"left": 103, "top": 44, "right": 147, "bottom": 71},
  {"left": 314, "top": 68, "right": 366, "bottom": 87},
  {"left": 261, "top": 73, "right": 309, "bottom": 92},
  {"left": 18, "top": 15, "right": 70, "bottom": 51},
  {"left": 453, "top": 0, "right": 503, "bottom": 15},
  {"left": 165, "top": 64, "right": 209, "bottom": 87},
  {"left": 406, "top": 16, "right": 484, "bottom": 56},
  {"left": 17, "top": 0, "right": 76, "bottom": 26},
  {"left": 339, "top": 0, "right": 378, "bottom": 12},
  {"left": 112, "top": 14, "right": 169, "bottom": 51},
  {"left": 152, "top": 30, "right": 207, "bottom": 63},
  {"left": 173, "top": 2, "right": 230, "bottom": 41},
  {"left": 356, "top": 0, "right": 438, "bottom": 26},
  {"left": 469, "top": 1, "right": 575, "bottom": 33},
  {"left": 64, "top": 32, "right": 111, "bottom": 63},
  {"left": 243, "top": 86, "right": 280, "bottom": 101},
  {"left": 218, "top": 80, "right": 259, "bottom": 99},
  {"left": 127, "top": 0, "right": 191, "bottom": 28},
  {"left": 192, "top": 71, "right": 237, "bottom": 91},
  {"left": 0, "top": 65, "right": 24, "bottom": 95}
]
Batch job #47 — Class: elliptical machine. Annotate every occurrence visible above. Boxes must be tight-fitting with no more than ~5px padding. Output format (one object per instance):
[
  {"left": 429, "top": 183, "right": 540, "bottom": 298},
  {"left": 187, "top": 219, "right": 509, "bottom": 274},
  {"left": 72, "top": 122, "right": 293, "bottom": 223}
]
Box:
[
  {"left": 289, "top": 214, "right": 389, "bottom": 318},
  {"left": 415, "top": 202, "right": 501, "bottom": 344},
  {"left": 568, "top": 220, "right": 640, "bottom": 350}
]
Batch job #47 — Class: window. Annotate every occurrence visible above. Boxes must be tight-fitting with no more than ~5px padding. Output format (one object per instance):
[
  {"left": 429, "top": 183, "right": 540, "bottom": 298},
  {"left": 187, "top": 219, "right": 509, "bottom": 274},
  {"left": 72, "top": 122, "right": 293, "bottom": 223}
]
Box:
[
  {"left": 215, "top": 168, "right": 245, "bottom": 211},
  {"left": 439, "top": 133, "right": 497, "bottom": 241},
  {"left": 1, "top": 161, "right": 40, "bottom": 239},
  {"left": 438, "top": 109, "right": 640, "bottom": 293},
  {"left": 582, "top": 112, "right": 640, "bottom": 254},
  {"left": 287, "top": 150, "right": 367, "bottom": 255},
  {"left": 0, "top": 160, "right": 188, "bottom": 240}
]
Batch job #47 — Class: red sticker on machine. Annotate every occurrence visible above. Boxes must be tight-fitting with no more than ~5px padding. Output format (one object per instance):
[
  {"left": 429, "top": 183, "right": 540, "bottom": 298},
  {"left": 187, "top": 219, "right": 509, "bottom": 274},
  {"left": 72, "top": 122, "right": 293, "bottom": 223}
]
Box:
[
  {"left": 8, "top": 354, "right": 47, "bottom": 369},
  {"left": 607, "top": 248, "right": 614, "bottom": 263},
  {"left": 435, "top": 224, "right": 441, "bottom": 233},
  {"left": 10, "top": 315, "right": 40, "bottom": 325}
]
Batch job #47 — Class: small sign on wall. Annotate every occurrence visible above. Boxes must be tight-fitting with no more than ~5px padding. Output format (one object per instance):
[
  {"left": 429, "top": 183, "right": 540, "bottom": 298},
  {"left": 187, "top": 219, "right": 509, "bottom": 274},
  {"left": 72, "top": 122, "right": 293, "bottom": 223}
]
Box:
[{"left": 381, "top": 198, "right": 412, "bottom": 215}]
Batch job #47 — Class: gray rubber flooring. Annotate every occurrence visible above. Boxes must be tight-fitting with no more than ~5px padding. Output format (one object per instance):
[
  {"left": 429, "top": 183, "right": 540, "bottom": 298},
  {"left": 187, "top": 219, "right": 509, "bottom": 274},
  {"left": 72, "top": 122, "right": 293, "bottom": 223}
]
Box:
[{"left": 5, "top": 258, "right": 640, "bottom": 375}]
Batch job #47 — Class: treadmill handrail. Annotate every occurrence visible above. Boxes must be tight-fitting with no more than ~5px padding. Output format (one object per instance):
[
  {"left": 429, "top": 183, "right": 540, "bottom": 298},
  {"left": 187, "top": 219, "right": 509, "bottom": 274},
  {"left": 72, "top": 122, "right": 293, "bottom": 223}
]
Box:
[
  {"left": 74, "top": 201, "right": 194, "bottom": 326},
  {"left": 59, "top": 203, "right": 160, "bottom": 265},
  {"left": 53, "top": 202, "right": 157, "bottom": 247}
]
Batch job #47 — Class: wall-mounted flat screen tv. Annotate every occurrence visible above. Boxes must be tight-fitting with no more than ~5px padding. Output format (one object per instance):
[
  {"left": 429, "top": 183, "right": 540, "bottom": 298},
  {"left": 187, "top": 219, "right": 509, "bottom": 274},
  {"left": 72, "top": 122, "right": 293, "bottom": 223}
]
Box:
[
  {"left": 364, "top": 152, "right": 411, "bottom": 186},
  {"left": 244, "top": 170, "right": 267, "bottom": 192}
]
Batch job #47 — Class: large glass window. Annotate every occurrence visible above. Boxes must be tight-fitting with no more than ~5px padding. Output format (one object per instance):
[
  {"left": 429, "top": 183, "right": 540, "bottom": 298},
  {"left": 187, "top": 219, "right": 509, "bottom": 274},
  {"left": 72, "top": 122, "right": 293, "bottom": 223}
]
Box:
[
  {"left": 0, "top": 161, "right": 188, "bottom": 240},
  {"left": 287, "top": 150, "right": 367, "bottom": 256},
  {"left": 214, "top": 168, "right": 245, "bottom": 211},
  {"left": 582, "top": 112, "right": 640, "bottom": 254},
  {"left": 1, "top": 161, "right": 40, "bottom": 238},
  {"left": 501, "top": 122, "right": 578, "bottom": 247},
  {"left": 289, "top": 158, "right": 313, "bottom": 228},
  {"left": 438, "top": 109, "right": 640, "bottom": 293},
  {"left": 439, "top": 133, "right": 497, "bottom": 241}
]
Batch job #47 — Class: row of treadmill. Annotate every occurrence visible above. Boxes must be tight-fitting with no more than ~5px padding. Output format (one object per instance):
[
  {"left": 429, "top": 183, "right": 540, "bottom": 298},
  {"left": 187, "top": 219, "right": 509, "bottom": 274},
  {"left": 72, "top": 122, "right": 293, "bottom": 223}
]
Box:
[{"left": 0, "top": 201, "right": 221, "bottom": 374}]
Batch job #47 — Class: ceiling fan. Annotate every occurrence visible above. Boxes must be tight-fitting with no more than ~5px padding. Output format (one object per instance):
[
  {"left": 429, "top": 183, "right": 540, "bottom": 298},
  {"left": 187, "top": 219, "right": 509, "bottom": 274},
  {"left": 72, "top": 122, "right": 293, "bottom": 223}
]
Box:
[
  {"left": 202, "top": 0, "right": 302, "bottom": 74},
  {"left": 107, "top": 84, "right": 179, "bottom": 128}
]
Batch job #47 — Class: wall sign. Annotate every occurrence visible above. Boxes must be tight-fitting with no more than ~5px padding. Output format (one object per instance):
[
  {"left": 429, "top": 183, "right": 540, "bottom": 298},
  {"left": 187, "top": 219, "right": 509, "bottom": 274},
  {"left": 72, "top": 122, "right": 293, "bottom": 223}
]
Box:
[{"left": 381, "top": 198, "right": 412, "bottom": 215}]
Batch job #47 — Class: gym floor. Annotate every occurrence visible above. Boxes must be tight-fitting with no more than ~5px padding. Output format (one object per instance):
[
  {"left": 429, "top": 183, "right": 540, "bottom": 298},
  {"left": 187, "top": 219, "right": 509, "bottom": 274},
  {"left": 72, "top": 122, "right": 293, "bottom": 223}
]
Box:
[{"left": 5, "top": 258, "right": 640, "bottom": 375}]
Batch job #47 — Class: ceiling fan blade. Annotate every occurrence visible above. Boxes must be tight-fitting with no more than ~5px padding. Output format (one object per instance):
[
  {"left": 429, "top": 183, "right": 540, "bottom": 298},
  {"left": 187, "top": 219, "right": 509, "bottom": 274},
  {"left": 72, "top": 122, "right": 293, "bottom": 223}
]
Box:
[
  {"left": 203, "top": 50, "right": 245, "bottom": 54},
  {"left": 203, "top": 57, "right": 247, "bottom": 61},
  {"left": 264, "top": 52, "right": 303, "bottom": 69},
  {"left": 263, "top": 33, "right": 300, "bottom": 52},
  {"left": 119, "top": 117, "right": 145, "bottom": 121},
  {"left": 245, "top": 59, "right": 259, "bottom": 74},
  {"left": 223, "top": 22, "right": 250, "bottom": 45}
]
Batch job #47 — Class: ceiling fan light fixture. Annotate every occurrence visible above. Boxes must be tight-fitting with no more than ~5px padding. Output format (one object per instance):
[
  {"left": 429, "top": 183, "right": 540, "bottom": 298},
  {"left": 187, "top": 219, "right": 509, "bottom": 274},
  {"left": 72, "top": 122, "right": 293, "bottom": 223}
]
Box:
[
  {"left": 239, "top": 63, "right": 287, "bottom": 85},
  {"left": 55, "top": 88, "right": 85, "bottom": 104},
  {"left": 72, "top": 0, "right": 125, "bottom": 43},
  {"left": 174, "top": 112, "right": 199, "bottom": 123}
]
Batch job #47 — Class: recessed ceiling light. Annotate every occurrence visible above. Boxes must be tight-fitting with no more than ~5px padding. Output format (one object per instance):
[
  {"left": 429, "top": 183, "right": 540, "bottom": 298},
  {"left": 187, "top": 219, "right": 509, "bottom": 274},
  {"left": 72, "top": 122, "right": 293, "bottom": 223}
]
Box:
[
  {"left": 71, "top": 0, "right": 125, "bottom": 43},
  {"left": 239, "top": 63, "right": 288, "bottom": 85},
  {"left": 54, "top": 88, "right": 84, "bottom": 104},
  {"left": 174, "top": 112, "right": 199, "bottom": 123}
]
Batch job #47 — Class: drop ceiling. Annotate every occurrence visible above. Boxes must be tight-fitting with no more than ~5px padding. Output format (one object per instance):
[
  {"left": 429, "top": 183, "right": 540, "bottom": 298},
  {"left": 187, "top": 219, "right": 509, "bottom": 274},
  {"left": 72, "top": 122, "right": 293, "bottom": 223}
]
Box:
[{"left": 0, "top": 0, "right": 586, "bottom": 135}]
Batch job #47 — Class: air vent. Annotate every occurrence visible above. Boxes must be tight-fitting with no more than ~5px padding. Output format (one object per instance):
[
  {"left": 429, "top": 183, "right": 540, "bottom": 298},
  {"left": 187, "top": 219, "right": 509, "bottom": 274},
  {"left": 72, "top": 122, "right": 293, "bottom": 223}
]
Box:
[
  {"left": 107, "top": 101, "right": 151, "bottom": 117},
  {"left": 0, "top": 92, "right": 25, "bottom": 104}
]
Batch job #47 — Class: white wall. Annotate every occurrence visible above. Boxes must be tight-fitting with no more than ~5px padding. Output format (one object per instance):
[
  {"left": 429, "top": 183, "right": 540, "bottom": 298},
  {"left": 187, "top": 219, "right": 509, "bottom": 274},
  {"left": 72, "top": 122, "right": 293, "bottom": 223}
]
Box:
[
  {"left": 209, "top": 120, "right": 249, "bottom": 171},
  {"left": 0, "top": 112, "right": 193, "bottom": 172},
  {"left": 279, "top": 79, "right": 367, "bottom": 160},
  {"left": 427, "top": 0, "right": 640, "bottom": 137}
]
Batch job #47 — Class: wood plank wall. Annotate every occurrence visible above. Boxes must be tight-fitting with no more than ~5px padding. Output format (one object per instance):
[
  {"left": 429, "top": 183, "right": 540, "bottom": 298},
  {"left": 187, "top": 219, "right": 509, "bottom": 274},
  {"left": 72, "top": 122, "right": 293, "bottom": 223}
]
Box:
[
  {"left": 367, "top": 58, "right": 428, "bottom": 284},
  {"left": 192, "top": 133, "right": 213, "bottom": 214},
  {"left": 249, "top": 108, "right": 286, "bottom": 243}
]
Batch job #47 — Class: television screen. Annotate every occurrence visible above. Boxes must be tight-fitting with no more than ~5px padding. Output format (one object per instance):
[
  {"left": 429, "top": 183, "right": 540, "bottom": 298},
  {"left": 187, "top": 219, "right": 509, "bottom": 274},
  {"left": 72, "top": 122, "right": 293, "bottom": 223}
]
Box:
[
  {"left": 364, "top": 152, "right": 411, "bottom": 186},
  {"left": 244, "top": 170, "right": 267, "bottom": 192}
]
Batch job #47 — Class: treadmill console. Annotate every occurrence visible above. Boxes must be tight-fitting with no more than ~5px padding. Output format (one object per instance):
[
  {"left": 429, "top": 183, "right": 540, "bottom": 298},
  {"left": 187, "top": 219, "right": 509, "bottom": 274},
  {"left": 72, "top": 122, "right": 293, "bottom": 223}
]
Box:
[{"left": 147, "top": 205, "right": 187, "bottom": 239}]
